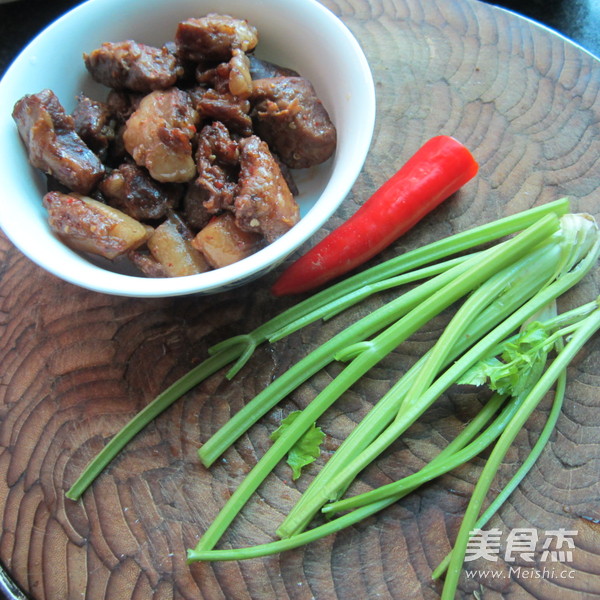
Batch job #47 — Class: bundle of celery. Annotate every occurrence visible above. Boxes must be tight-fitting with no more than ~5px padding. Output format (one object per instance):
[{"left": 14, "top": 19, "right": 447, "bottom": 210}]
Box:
[{"left": 66, "top": 198, "right": 600, "bottom": 598}]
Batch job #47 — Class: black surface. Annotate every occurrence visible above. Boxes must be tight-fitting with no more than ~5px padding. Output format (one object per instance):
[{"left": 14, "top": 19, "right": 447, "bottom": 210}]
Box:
[{"left": 484, "top": 0, "right": 600, "bottom": 57}]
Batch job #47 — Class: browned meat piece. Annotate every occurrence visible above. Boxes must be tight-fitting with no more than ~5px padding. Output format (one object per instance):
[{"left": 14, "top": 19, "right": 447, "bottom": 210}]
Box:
[
  {"left": 123, "top": 88, "right": 199, "bottom": 183},
  {"left": 175, "top": 14, "right": 258, "bottom": 62},
  {"left": 43, "top": 191, "right": 150, "bottom": 259},
  {"left": 106, "top": 90, "right": 143, "bottom": 122},
  {"left": 12, "top": 89, "right": 105, "bottom": 194},
  {"left": 192, "top": 87, "right": 252, "bottom": 135},
  {"left": 72, "top": 94, "right": 117, "bottom": 161},
  {"left": 195, "top": 121, "right": 240, "bottom": 213},
  {"left": 197, "top": 49, "right": 252, "bottom": 98},
  {"left": 128, "top": 250, "right": 169, "bottom": 277},
  {"left": 192, "top": 212, "right": 263, "bottom": 268},
  {"left": 234, "top": 135, "right": 299, "bottom": 242},
  {"left": 104, "top": 91, "right": 144, "bottom": 165},
  {"left": 99, "top": 162, "right": 181, "bottom": 220},
  {"left": 146, "top": 213, "right": 210, "bottom": 277},
  {"left": 84, "top": 41, "right": 183, "bottom": 93},
  {"left": 182, "top": 181, "right": 212, "bottom": 230},
  {"left": 201, "top": 120, "right": 240, "bottom": 164},
  {"left": 251, "top": 77, "right": 337, "bottom": 169},
  {"left": 274, "top": 154, "right": 299, "bottom": 196},
  {"left": 248, "top": 55, "right": 299, "bottom": 80}
]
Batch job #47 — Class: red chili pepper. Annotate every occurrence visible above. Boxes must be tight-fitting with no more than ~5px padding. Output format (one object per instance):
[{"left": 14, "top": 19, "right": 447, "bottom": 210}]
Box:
[{"left": 271, "top": 135, "right": 478, "bottom": 296}]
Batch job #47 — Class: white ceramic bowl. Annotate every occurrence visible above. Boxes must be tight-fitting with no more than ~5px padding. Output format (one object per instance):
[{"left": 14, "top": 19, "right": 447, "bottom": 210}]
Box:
[{"left": 0, "top": 0, "right": 375, "bottom": 297}]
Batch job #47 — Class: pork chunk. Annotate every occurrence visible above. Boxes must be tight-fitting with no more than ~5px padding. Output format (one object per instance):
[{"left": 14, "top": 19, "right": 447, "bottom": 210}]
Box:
[
  {"left": 123, "top": 88, "right": 199, "bottom": 183},
  {"left": 251, "top": 77, "right": 336, "bottom": 169},
  {"left": 197, "top": 49, "right": 252, "bottom": 98},
  {"left": 99, "top": 162, "right": 181, "bottom": 220},
  {"left": 84, "top": 41, "right": 183, "bottom": 93},
  {"left": 192, "top": 212, "right": 262, "bottom": 268},
  {"left": 192, "top": 87, "right": 252, "bottom": 135},
  {"left": 105, "top": 90, "right": 143, "bottom": 122},
  {"left": 234, "top": 135, "right": 299, "bottom": 242},
  {"left": 43, "top": 191, "right": 149, "bottom": 259},
  {"left": 72, "top": 94, "right": 117, "bottom": 161},
  {"left": 12, "top": 89, "right": 105, "bottom": 194},
  {"left": 182, "top": 180, "right": 212, "bottom": 230},
  {"left": 195, "top": 121, "right": 240, "bottom": 213},
  {"left": 146, "top": 213, "right": 210, "bottom": 276},
  {"left": 175, "top": 14, "right": 258, "bottom": 62}
]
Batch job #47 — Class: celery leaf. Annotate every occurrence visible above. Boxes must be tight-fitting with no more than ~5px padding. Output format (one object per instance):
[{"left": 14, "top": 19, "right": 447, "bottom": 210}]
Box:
[
  {"left": 459, "top": 322, "right": 551, "bottom": 397},
  {"left": 271, "top": 411, "right": 325, "bottom": 480}
]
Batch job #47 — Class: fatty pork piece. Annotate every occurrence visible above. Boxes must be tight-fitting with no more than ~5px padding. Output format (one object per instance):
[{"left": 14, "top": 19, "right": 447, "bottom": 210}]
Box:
[
  {"left": 234, "top": 135, "right": 300, "bottom": 243},
  {"left": 250, "top": 77, "right": 337, "bottom": 169},
  {"left": 123, "top": 88, "right": 199, "bottom": 183},
  {"left": 83, "top": 41, "right": 183, "bottom": 93},
  {"left": 192, "top": 212, "right": 262, "bottom": 268},
  {"left": 144, "top": 212, "right": 210, "bottom": 277},
  {"left": 72, "top": 94, "right": 117, "bottom": 161},
  {"left": 43, "top": 191, "right": 150, "bottom": 260},
  {"left": 175, "top": 13, "right": 258, "bottom": 62},
  {"left": 195, "top": 121, "right": 240, "bottom": 213},
  {"left": 12, "top": 89, "right": 104, "bottom": 194},
  {"left": 99, "top": 162, "right": 181, "bottom": 220},
  {"left": 197, "top": 49, "right": 252, "bottom": 98}
]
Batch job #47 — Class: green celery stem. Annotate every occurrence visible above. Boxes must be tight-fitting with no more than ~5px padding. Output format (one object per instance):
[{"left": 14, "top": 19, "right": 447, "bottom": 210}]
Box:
[
  {"left": 65, "top": 345, "right": 241, "bottom": 501},
  {"left": 65, "top": 200, "right": 569, "bottom": 500},
  {"left": 198, "top": 257, "right": 475, "bottom": 467},
  {"left": 193, "top": 216, "right": 561, "bottom": 552},
  {"left": 285, "top": 238, "right": 599, "bottom": 537},
  {"left": 277, "top": 224, "right": 577, "bottom": 537},
  {"left": 441, "top": 308, "right": 600, "bottom": 598},
  {"left": 431, "top": 366, "right": 567, "bottom": 580}
]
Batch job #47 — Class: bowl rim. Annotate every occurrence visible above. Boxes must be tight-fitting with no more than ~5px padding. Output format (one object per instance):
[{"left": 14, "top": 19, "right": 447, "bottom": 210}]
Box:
[{"left": 0, "top": 0, "right": 376, "bottom": 297}]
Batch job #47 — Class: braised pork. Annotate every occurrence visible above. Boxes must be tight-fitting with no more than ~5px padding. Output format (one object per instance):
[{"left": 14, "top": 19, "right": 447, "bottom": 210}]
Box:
[
  {"left": 175, "top": 14, "right": 258, "bottom": 62},
  {"left": 84, "top": 41, "right": 183, "bottom": 93},
  {"left": 123, "top": 88, "right": 199, "bottom": 183},
  {"left": 43, "top": 191, "right": 149, "bottom": 259},
  {"left": 234, "top": 135, "right": 299, "bottom": 242},
  {"left": 13, "top": 89, "right": 105, "bottom": 194},
  {"left": 251, "top": 76, "right": 336, "bottom": 169},
  {"left": 99, "top": 162, "right": 181, "bottom": 220}
]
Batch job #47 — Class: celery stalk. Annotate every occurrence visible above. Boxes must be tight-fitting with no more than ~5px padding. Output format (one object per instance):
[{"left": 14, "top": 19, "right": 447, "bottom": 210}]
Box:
[
  {"left": 277, "top": 219, "right": 600, "bottom": 537},
  {"left": 191, "top": 216, "right": 562, "bottom": 552},
  {"left": 186, "top": 303, "right": 599, "bottom": 565},
  {"left": 430, "top": 360, "right": 567, "bottom": 581},
  {"left": 441, "top": 307, "right": 600, "bottom": 598},
  {"left": 276, "top": 223, "right": 591, "bottom": 537},
  {"left": 198, "top": 255, "right": 476, "bottom": 467},
  {"left": 66, "top": 201, "right": 569, "bottom": 501},
  {"left": 298, "top": 236, "right": 599, "bottom": 528}
]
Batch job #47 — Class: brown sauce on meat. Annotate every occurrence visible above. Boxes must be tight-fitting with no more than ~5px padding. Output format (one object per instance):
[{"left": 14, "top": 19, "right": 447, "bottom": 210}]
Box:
[{"left": 12, "top": 13, "right": 337, "bottom": 277}]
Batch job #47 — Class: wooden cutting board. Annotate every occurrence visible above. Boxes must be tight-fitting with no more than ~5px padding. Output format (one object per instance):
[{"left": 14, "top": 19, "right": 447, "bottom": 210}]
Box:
[{"left": 1, "top": 0, "right": 600, "bottom": 598}]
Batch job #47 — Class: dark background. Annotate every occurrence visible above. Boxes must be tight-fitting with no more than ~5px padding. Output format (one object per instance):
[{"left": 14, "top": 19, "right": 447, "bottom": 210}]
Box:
[
  {"left": 0, "top": 0, "right": 599, "bottom": 77},
  {"left": 0, "top": 0, "right": 597, "bottom": 599}
]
